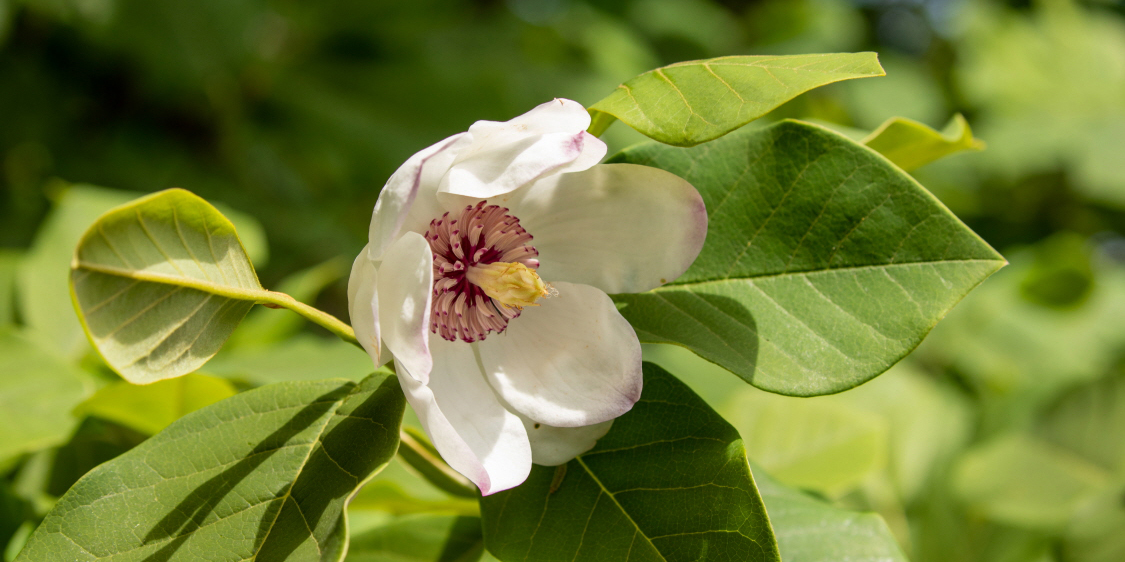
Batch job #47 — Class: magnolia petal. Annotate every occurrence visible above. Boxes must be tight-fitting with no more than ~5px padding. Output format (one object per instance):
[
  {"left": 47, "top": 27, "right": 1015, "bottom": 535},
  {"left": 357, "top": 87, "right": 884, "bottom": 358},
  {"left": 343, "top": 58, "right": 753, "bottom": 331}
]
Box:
[
  {"left": 440, "top": 99, "right": 607, "bottom": 200},
  {"left": 397, "top": 338, "right": 532, "bottom": 495},
  {"left": 503, "top": 163, "right": 707, "bottom": 294},
  {"left": 522, "top": 417, "right": 613, "bottom": 466},
  {"left": 368, "top": 133, "right": 468, "bottom": 260},
  {"left": 477, "top": 281, "right": 642, "bottom": 428},
  {"left": 347, "top": 246, "right": 384, "bottom": 367},
  {"left": 377, "top": 232, "right": 434, "bottom": 384}
]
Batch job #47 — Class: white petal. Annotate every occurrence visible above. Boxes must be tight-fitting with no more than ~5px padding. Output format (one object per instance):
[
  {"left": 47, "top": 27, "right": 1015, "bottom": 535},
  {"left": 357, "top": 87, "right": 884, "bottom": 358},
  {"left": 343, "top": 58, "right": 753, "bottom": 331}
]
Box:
[
  {"left": 439, "top": 99, "right": 607, "bottom": 200},
  {"left": 368, "top": 133, "right": 468, "bottom": 261},
  {"left": 522, "top": 417, "right": 613, "bottom": 466},
  {"left": 347, "top": 246, "right": 385, "bottom": 368},
  {"left": 502, "top": 163, "right": 707, "bottom": 294},
  {"left": 397, "top": 338, "right": 532, "bottom": 495},
  {"left": 377, "top": 232, "right": 433, "bottom": 384},
  {"left": 477, "top": 282, "right": 642, "bottom": 427}
]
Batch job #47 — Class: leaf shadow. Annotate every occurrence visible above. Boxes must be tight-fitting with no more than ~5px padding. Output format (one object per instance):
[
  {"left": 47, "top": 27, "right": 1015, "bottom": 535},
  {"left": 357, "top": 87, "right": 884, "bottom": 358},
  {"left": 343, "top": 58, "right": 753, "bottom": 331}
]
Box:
[
  {"left": 252, "top": 374, "right": 402, "bottom": 560},
  {"left": 140, "top": 385, "right": 352, "bottom": 562},
  {"left": 616, "top": 291, "right": 759, "bottom": 385}
]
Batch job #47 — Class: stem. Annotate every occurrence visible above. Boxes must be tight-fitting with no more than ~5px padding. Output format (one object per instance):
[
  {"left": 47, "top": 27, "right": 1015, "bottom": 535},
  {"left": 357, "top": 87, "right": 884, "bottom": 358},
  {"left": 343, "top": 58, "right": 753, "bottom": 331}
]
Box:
[
  {"left": 259, "top": 291, "right": 361, "bottom": 349},
  {"left": 398, "top": 427, "right": 478, "bottom": 498}
]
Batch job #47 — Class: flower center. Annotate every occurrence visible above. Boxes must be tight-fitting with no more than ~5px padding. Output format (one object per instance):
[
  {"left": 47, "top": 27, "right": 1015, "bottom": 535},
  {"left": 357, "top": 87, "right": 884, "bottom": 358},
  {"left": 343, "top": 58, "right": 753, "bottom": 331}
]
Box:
[{"left": 425, "top": 201, "right": 546, "bottom": 342}]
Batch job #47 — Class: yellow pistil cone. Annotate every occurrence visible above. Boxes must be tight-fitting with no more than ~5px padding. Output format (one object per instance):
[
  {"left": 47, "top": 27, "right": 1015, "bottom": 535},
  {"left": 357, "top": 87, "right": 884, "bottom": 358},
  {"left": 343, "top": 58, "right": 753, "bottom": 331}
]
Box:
[{"left": 466, "top": 262, "right": 549, "bottom": 309}]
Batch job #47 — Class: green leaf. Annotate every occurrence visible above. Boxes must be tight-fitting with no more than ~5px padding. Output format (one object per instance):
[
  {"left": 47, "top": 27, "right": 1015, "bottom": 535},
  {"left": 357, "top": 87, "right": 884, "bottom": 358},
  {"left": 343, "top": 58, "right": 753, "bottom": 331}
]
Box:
[
  {"left": 724, "top": 388, "right": 887, "bottom": 497},
  {"left": 480, "top": 363, "right": 780, "bottom": 562},
  {"left": 610, "top": 120, "right": 1004, "bottom": 395},
  {"left": 19, "top": 185, "right": 138, "bottom": 358},
  {"left": 753, "top": 464, "right": 908, "bottom": 562},
  {"left": 207, "top": 334, "right": 373, "bottom": 385},
  {"left": 953, "top": 434, "right": 1111, "bottom": 530},
  {"left": 345, "top": 514, "right": 484, "bottom": 562},
  {"left": 15, "top": 372, "right": 406, "bottom": 561},
  {"left": 1063, "top": 485, "right": 1125, "bottom": 562},
  {"left": 70, "top": 188, "right": 353, "bottom": 384},
  {"left": 0, "top": 329, "right": 94, "bottom": 462},
  {"left": 72, "top": 373, "right": 238, "bottom": 435},
  {"left": 0, "top": 250, "right": 19, "bottom": 327},
  {"left": 589, "top": 53, "right": 884, "bottom": 146},
  {"left": 861, "top": 114, "right": 985, "bottom": 171}
]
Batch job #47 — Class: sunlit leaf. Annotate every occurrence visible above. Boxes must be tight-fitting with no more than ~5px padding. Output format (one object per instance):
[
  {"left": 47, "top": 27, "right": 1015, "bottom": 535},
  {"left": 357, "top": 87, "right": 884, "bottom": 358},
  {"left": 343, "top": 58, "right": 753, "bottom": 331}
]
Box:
[
  {"left": 207, "top": 334, "right": 372, "bottom": 385},
  {"left": 20, "top": 185, "right": 268, "bottom": 360},
  {"left": 862, "top": 114, "right": 984, "bottom": 171},
  {"left": 480, "top": 363, "right": 780, "bottom": 562},
  {"left": 19, "top": 185, "right": 137, "bottom": 358},
  {"left": 589, "top": 53, "right": 884, "bottom": 146},
  {"left": 610, "top": 120, "right": 1005, "bottom": 395},
  {"left": 70, "top": 188, "right": 334, "bottom": 384},
  {"left": 73, "top": 373, "right": 238, "bottom": 435},
  {"left": 0, "top": 330, "right": 94, "bottom": 462},
  {"left": 724, "top": 389, "right": 887, "bottom": 497},
  {"left": 16, "top": 373, "right": 405, "bottom": 561},
  {"left": 754, "top": 464, "right": 908, "bottom": 562}
]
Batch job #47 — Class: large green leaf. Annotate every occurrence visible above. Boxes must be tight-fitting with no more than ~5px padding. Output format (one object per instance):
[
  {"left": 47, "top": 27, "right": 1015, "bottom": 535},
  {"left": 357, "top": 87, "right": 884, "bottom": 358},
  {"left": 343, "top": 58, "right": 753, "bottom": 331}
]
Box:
[
  {"left": 610, "top": 120, "right": 1005, "bottom": 395},
  {"left": 70, "top": 188, "right": 344, "bottom": 384},
  {"left": 753, "top": 465, "right": 908, "bottom": 562},
  {"left": 15, "top": 373, "right": 405, "bottom": 561},
  {"left": 0, "top": 329, "right": 94, "bottom": 462},
  {"left": 480, "top": 363, "right": 780, "bottom": 562},
  {"left": 345, "top": 514, "right": 484, "bottom": 562},
  {"left": 588, "top": 53, "right": 884, "bottom": 146}
]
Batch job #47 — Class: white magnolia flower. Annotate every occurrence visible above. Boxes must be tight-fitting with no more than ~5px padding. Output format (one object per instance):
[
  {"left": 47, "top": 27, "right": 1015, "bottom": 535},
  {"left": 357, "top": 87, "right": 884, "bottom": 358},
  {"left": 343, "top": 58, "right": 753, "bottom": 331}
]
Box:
[{"left": 348, "top": 99, "right": 707, "bottom": 494}]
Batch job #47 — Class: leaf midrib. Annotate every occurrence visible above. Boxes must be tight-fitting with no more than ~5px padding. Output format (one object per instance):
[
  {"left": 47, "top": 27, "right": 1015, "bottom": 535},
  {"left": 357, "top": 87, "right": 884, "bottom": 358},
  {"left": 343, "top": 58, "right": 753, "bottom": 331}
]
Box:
[
  {"left": 573, "top": 456, "right": 666, "bottom": 562},
  {"left": 660, "top": 258, "right": 1004, "bottom": 291},
  {"left": 74, "top": 260, "right": 266, "bottom": 301}
]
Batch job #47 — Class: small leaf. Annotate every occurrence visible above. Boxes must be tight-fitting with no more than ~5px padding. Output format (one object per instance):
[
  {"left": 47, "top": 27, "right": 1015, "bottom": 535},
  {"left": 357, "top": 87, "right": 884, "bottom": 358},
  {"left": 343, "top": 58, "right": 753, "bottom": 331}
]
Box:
[
  {"left": 70, "top": 188, "right": 350, "bottom": 384},
  {"left": 345, "top": 514, "right": 484, "bottom": 562},
  {"left": 480, "top": 363, "right": 780, "bottom": 562},
  {"left": 73, "top": 373, "right": 238, "bottom": 435},
  {"left": 0, "top": 330, "right": 94, "bottom": 462},
  {"left": 861, "top": 114, "right": 985, "bottom": 171},
  {"left": 589, "top": 53, "right": 885, "bottom": 146},
  {"left": 16, "top": 373, "right": 405, "bottom": 561},
  {"left": 610, "top": 120, "right": 1005, "bottom": 395},
  {"left": 754, "top": 464, "right": 908, "bottom": 562}
]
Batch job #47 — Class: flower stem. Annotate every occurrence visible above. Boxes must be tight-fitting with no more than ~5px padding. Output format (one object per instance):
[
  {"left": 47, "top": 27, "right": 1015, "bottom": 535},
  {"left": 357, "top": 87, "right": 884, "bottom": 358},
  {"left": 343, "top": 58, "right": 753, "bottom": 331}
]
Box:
[
  {"left": 398, "top": 427, "right": 478, "bottom": 498},
  {"left": 256, "top": 290, "right": 362, "bottom": 349}
]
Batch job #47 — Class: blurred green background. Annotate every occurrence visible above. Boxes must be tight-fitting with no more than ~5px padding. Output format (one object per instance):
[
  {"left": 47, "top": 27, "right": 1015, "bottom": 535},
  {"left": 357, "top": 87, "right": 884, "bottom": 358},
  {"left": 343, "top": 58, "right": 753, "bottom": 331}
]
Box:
[{"left": 3, "top": 0, "right": 1125, "bottom": 561}]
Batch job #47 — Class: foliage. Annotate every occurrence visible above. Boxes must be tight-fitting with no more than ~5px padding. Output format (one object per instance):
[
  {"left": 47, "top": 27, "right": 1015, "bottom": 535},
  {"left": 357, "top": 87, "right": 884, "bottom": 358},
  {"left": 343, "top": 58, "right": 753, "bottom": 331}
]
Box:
[{"left": 1, "top": 0, "right": 1121, "bottom": 561}]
